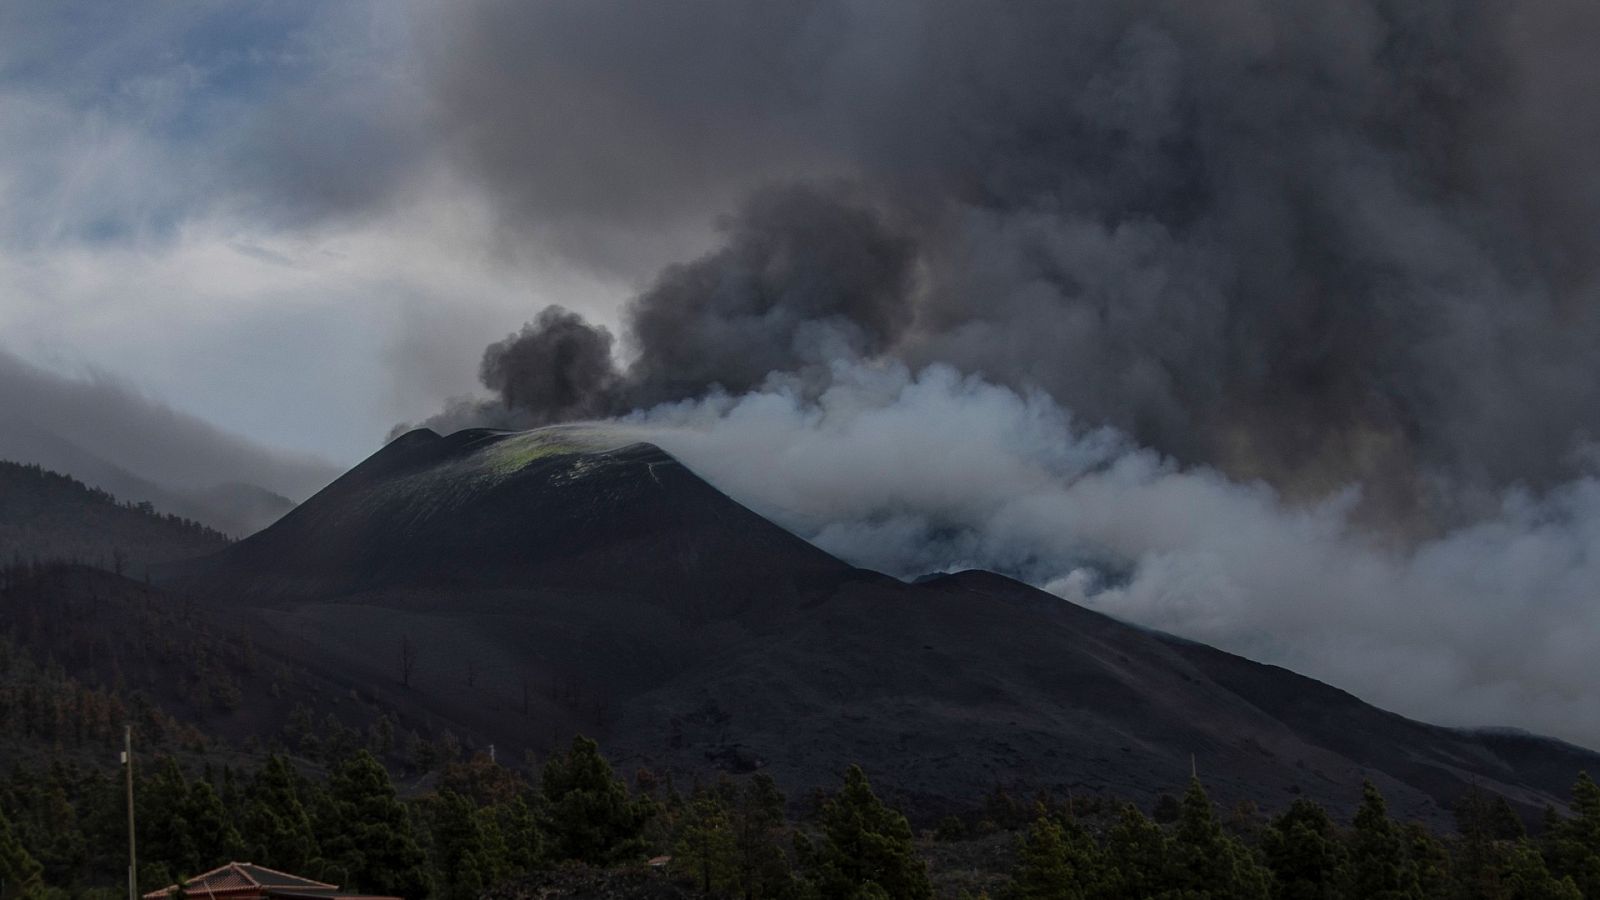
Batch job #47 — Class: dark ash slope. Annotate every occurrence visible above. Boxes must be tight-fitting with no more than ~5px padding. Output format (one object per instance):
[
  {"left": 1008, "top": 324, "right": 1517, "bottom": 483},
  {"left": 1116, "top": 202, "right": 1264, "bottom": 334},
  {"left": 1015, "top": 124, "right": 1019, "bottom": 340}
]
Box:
[{"left": 165, "top": 426, "right": 1600, "bottom": 824}]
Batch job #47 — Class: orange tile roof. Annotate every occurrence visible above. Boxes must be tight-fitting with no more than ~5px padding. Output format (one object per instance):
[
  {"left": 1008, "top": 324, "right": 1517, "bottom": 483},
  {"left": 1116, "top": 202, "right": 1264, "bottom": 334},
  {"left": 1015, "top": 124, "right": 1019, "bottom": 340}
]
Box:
[{"left": 142, "top": 862, "right": 349, "bottom": 900}]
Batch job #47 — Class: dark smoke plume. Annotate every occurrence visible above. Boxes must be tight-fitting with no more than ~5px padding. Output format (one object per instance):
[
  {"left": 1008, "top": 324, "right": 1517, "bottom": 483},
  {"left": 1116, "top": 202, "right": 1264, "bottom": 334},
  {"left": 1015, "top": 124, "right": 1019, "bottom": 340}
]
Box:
[
  {"left": 386, "top": 0, "right": 1600, "bottom": 744},
  {"left": 479, "top": 306, "right": 620, "bottom": 424},
  {"left": 411, "top": 0, "right": 1600, "bottom": 528},
  {"left": 622, "top": 184, "right": 917, "bottom": 405},
  {"left": 407, "top": 184, "right": 917, "bottom": 433}
]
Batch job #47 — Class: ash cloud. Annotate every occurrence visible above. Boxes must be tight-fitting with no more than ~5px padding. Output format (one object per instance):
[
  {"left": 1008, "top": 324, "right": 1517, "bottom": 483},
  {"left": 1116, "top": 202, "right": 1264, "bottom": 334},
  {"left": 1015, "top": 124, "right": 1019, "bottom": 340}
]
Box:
[
  {"left": 479, "top": 307, "right": 619, "bottom": 425},
  {"left": 623, "top": 184, "right": 917, "bottom": 405},
  {"left": 415, "top": 0, "right": 1600, "bottom": 522},
  {"left": 620, "top": 364, "right": 1600, "bottom": 749},
  {"left": 404, "top": 184, "right": 917, "bottom": 433},
  {"left": 399, "top": 1, "right": 1600, "bottom": 743}
]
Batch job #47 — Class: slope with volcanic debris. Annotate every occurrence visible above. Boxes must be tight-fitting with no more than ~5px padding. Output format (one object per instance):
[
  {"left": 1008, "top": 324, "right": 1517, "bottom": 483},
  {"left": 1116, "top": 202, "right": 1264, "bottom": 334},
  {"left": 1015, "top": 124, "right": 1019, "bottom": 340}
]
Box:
[
  {"left": 160, "top": 426, "right": 1600, "bottom": 825},
  {"left": 176, "top": 426, "right": 851, "bottom": 612}
]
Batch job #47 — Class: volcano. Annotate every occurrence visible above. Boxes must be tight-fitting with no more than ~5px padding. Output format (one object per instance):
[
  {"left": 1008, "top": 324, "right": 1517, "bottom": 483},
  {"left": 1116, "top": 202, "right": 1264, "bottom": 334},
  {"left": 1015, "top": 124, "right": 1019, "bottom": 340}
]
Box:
[{"left": 163, "top": 426, "right": 1599, "bottom": 823}]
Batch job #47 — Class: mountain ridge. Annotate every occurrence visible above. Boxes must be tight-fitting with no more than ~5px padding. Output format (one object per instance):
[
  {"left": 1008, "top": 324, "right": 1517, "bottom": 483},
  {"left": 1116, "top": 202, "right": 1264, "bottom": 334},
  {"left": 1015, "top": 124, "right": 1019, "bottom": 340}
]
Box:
[
  {"left": 143, "top": 425, "right": 1600, "bottom": 824},
  {"left": 170, "top": 426, "right": 856, "bottom": 613},
  {"left": 0, "top": 417, "right": 295, "bottom": 535},
  {"left": 0, "top": 459, "right": 230, "bottom": 572}
]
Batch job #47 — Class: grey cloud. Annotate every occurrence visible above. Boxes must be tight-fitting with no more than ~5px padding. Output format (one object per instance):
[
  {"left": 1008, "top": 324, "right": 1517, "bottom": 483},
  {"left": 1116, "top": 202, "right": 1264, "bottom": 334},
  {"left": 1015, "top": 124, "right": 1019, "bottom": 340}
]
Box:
[
  {"left": 12, "top": 0, "right": 1581, "bottom": 741},
  {"left": 417, "top": 0, "right": 1600, "bottom": 529},
  {"left": 414, "top": 0, "right": 852, "bottom": 277},
  {"left": 617, "top": 363, "right": 1600, "bottom": 749},
  {"left": 0, "top": 349, "right": 339, "bottom": 530},
  {"left": 0, "top": 2, "right": 430, "bottom": 249},
  {"left": 479, "top": 306, "right": 620, "bottom": 424},
  {"left": 394, "top": 0, "right": 1600, "bottom": 743},
  {"left": 410, "top": 184, "right": 917, "bottom": 431},
  {"left": 621, "top": 183, "right": 917, "bottom": 405}
]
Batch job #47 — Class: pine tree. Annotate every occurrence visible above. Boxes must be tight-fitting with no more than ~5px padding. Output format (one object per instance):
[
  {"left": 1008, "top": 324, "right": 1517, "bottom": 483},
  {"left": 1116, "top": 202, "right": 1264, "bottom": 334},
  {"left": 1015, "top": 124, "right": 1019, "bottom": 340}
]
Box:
[
  {"left": 428, "top": 790, "right": 493, "bottom": 900},
  {"left": 1006, "top": 809, "right": 1091, "bottom": 900},
  {"left": 1097, "top": 803, "right": 1170, "bottom": 900},
  {"left": 476, "top": 803, "right": 511, "bottom": 886},
  {"left": 808, "top": 765, "right": 931, "bottom": 900},
  {"left": 497, "top": 794, "right": 542, "bottom": 876},
  {"left": 74, "top": 769, "right": 128, "bottom": 886},
  {"left": 1342, "top": 781, "right": 1421, "bottom": 900},
  {"left": 1261, "top": 798, "right": 1345, "bottom": 900},
  {"left": 1167, "top": 778, "right": 1270, "bottom": 900},
  {"left": 299, "top": 776, "right": 343, "bottom": 884},
  {"left": 185, "top": 780, "right": 243, "bottom": 872},
  {"left": 1497, "top": 840, "right": 1581, "bottom": 900},
  {"left": 1399, "top": 822, "right": 1448, "bottom": 899},
  {"left": 321, "top": 751, "right": 431, "bottom": 899},
  {"left": 675, "top": 787, "right": 738, "bottom": 894},
  {"left": 1573, "top": 772, "right": 1600, "bottom": 839},
  {"left": 540, "top": 735, "right": 652, "bottom": 864},
  {"left": 1547, "top": 772, "right": 1600, "bottom": 898},
  {"left": 26, "top": 769, "right": 86, "bottom": 886},
  {"left": 240, "top": 754, "right": 319, "bottom": 873},
  {"left": 1152, "top": 794, "right": 1181, "bottom": 824},
  {"left": 369, "top": 716, "right": 396, "bottom": 757},
  {"left": 220, "top": 766, "right": 242, "bottom": 816},
  {"left": 0, "top": 801, "right": 45, "bottom": 900},
  {"left": 733, "top": 774, "right": 794, "bottom": 900},
  {"left": 140, "top": 756, "right": 199, "bottom": 879}
]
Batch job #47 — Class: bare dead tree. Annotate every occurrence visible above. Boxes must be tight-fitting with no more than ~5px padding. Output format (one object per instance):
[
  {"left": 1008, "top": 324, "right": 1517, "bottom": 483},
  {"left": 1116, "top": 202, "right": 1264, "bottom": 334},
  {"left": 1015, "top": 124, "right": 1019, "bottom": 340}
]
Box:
[
  {"left": 400, "top": 634, "right": 417, "bottom": 688},
  {"left": 549, "top": 670, "right": 582, "bottom": 708}
]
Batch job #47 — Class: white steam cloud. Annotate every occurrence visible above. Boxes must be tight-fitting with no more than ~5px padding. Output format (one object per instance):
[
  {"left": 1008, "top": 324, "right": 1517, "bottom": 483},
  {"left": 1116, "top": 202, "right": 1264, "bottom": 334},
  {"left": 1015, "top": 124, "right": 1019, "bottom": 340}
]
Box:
[{"left": 618, "top": 361, "right": 1600, "bottom": 749}]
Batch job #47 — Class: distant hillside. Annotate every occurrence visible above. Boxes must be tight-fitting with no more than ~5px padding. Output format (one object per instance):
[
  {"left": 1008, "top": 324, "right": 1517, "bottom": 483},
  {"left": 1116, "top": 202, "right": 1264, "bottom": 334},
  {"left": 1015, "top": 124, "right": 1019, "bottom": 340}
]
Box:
[
  {"left": 193, "top": 481, "right": 296, "bottom": 535},
  {"left": 0, "top": 419, "right": 296, "bottom": 536},
  {"left": 0, "top": 461, "right": 229, "bottom": 573},
  {"left": 0, "top": 563, "right": 399, "bottom": 768}
]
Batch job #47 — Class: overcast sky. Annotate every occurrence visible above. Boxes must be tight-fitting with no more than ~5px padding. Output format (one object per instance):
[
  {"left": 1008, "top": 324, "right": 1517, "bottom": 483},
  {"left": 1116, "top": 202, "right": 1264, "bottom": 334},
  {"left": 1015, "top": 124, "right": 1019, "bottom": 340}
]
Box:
[{"left": 0, "top": 3, "right": 658, "bottom": 464}]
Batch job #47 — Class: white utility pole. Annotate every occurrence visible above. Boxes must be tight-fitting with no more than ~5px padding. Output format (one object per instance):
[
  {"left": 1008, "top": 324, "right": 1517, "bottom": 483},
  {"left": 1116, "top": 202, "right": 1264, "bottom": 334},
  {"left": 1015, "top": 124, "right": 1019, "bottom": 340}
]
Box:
[{"left": 124, "top": 725, "right": 137, "bottom": 900}]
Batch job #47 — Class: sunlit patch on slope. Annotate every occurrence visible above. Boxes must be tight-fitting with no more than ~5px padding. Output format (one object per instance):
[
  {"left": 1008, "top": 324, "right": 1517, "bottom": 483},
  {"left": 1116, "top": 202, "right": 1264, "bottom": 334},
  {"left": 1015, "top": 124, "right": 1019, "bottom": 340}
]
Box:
[{"left": 478, "top": 429, "right": 591, "bottom": 476}]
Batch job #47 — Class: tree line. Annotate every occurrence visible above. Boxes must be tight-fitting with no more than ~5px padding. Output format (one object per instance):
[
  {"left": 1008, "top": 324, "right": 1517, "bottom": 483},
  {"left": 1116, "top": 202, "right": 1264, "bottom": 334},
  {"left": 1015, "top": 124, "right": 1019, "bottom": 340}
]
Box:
[
  {"left": 0, "top": 736, "right": 1597, "bottom": 900},
  {"left": 1002, "top": 775, "right": 1599, "bottom": 900}
]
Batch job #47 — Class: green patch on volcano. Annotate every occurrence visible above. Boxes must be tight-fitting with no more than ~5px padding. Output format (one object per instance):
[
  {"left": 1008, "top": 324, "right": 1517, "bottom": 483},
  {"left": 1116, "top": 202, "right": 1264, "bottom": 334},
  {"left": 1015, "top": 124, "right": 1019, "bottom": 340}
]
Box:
[{"left": 477, "top": 426, "right": 630, "bottom": 476}]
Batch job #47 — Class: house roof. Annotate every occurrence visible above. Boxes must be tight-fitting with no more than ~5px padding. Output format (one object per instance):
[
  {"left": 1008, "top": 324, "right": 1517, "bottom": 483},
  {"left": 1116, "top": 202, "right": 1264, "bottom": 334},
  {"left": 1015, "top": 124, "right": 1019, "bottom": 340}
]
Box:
[
  {"left": 264, "top": 893, "right": 402, "bottom": 900},
  {"left": 142, "top": 863, "right": 399, "bottom": 900},
  {"left": 235, "top": 864, "right": 338, "bottom": 889}
]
